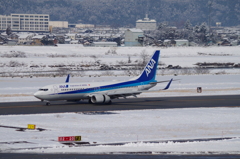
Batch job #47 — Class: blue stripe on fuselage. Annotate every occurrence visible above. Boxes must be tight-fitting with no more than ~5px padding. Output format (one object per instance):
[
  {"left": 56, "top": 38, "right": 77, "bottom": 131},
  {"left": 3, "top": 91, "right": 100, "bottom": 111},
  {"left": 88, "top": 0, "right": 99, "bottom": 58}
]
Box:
[{"left": 57, "top": 79, "right": 156, "bottom": 95}]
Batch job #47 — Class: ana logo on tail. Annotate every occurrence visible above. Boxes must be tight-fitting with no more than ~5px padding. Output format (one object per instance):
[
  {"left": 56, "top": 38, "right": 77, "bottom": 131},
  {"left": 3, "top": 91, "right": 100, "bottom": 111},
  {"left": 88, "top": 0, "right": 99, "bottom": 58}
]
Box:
[{"left": 145, "top": 59, "right": 156, "bottom": 77}]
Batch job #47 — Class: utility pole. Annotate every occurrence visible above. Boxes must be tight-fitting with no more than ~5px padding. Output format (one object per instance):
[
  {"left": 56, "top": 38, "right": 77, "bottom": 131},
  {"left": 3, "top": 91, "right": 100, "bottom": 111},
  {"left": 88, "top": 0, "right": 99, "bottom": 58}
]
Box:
[{"left": 208, "top": 0, "right": 213, "bottom": 31}]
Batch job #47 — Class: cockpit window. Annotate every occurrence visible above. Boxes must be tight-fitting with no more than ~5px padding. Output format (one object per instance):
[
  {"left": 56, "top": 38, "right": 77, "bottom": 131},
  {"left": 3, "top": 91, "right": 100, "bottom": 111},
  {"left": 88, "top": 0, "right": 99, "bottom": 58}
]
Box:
[{"left": 39, "top": 89, "right": 48, "bottom": 91}]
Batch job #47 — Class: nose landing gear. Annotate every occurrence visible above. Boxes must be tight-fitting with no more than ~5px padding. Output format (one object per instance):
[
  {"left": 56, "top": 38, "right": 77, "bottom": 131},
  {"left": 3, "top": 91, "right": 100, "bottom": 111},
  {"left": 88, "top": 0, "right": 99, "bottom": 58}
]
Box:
[{"left": 42, "top": 100, "right": 51, "bottom": 106}]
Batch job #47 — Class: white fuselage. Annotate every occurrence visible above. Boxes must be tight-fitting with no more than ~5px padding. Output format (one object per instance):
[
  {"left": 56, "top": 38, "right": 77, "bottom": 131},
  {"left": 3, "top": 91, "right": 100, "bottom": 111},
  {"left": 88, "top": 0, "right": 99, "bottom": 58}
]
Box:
[{"left": 34, "top": 80, "right": 155, "bottom": 101}]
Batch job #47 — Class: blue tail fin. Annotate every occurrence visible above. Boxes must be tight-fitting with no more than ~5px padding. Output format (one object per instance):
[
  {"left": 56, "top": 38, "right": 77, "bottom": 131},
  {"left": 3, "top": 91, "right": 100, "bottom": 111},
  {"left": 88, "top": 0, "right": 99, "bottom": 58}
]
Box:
[{"left": 137, "top": 50, "right": 160, "bottom": 82}]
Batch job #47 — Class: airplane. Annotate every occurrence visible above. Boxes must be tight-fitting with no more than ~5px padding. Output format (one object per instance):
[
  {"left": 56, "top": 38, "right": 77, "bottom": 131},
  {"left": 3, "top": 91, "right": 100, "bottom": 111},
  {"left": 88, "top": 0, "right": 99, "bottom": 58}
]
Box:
[{"left": 34, "top": 50, "right": 173, "bottom": 105}]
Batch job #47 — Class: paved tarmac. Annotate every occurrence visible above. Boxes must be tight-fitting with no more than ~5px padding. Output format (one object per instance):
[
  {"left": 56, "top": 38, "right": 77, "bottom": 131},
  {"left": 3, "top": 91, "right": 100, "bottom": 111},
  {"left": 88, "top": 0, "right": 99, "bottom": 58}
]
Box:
[
  {"left": 0, "top": 95, "right": 239, "bottom": 115},
  {"left": 1, "top": 153, "right": 240, "bottom": 159}
]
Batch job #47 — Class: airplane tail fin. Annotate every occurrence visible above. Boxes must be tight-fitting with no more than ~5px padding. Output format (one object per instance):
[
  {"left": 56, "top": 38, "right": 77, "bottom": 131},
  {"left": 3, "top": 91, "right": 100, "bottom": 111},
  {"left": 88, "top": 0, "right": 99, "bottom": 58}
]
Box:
[{"left": 137, "top": 50, "right": 160, "bottom": 82}]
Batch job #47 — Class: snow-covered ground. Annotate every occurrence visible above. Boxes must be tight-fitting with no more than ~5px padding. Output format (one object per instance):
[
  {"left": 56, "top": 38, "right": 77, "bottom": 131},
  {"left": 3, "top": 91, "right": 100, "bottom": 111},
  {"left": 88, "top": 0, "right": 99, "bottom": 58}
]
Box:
[
  {"left": 0, "top": 45, "right": 240, "bottom": 154},
  {"left": 1, "top": 108, "right": 240, "bottom": 154},
  {"left": 0, "top": 45, "right": 240, "bottom": 75}
]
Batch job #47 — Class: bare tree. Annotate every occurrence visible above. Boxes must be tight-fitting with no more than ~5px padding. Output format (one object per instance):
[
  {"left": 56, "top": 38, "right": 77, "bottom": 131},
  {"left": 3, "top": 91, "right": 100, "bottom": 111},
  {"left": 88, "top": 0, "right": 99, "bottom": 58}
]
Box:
[
  {"left": 139, "top": 49, "right": 149, "bottom": 66},
  {"left": 194, "top": 67, "right": 210, "bottom": 74}
]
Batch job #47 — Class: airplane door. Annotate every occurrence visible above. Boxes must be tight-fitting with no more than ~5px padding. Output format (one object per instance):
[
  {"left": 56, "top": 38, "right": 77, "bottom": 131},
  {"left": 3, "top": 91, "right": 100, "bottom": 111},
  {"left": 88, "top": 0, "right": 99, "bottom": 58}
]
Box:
[{"left": 53, "top": 85, "right": 58, "bottom": 93}]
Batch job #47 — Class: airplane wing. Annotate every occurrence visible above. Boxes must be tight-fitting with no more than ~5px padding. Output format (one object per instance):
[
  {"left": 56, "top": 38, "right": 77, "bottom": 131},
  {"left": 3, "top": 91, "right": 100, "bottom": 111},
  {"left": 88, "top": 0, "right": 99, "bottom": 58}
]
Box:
[{"left": 89, "top": 78, "right": 174, "bottom": 99}]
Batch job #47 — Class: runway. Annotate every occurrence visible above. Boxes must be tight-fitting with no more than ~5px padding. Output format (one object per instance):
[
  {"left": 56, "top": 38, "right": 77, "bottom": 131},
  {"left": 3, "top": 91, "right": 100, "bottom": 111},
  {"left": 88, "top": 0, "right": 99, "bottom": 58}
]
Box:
[{"left": 0, "top": 95, "right": 239, "bottom": 115}]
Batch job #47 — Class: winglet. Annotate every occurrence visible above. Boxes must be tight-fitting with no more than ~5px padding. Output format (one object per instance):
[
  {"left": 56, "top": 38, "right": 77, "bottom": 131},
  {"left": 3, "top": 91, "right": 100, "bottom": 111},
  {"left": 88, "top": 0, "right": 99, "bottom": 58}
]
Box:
[
  {"left": 163, "top": 78, "right": 173, "bottom": 90},
  {"left": 65, "top": 74, "right": 70, "bottom": 83}
]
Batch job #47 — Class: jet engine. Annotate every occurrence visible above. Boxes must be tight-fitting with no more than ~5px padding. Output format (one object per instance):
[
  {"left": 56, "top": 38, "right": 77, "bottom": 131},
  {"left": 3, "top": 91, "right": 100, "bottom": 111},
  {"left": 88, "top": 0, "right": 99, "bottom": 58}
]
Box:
[{"left": 91, "top": 94, "right": 111, "bottom": 104}]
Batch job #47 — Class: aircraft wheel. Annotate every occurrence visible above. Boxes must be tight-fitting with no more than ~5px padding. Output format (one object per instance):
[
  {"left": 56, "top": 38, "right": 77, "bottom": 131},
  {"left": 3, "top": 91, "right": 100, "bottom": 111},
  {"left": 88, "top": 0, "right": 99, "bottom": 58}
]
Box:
[
  {"left": 88, "top": 99, "right": 93, "bottom": 104},
  {"left": 46, "top": 102, "right": 50, "bottom": 106},
  {"left": 106, "top": 100, "right": 112, "bottom": 105}
]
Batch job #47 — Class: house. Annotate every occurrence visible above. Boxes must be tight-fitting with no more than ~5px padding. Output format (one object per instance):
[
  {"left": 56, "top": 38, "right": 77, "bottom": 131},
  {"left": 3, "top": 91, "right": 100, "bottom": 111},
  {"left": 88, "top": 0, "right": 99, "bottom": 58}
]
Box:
[
  {"left": 231, "top": 40, "right": 238, "bottom": 46},
  {"left": 0, "top": 35, "right": 7, "bottom": 44},
  {"left": 8, "top": 33, "right": 19, "bottom": 40},
  {"left": 66, "top": 34, "right": 76, "bottom": 40},
  {"left": 220, "top": 39, "right": 231, "bottom": 46},
  {"left": 55, "top": 34, "right": 65, "bottom": 44},
  {"left": 64, "top": 38, "right": 71, "bottom": 44},
  {"left": 7, "top": 39, "right": 18, "bottom": 45},
  {"left": 163, "top": 39, "right": 171, "bottom": 46},
  {"left": 70, "top": 40, "right": 79, "bottom": 44},
  {"left": 32, "top": 35, "right": 46, "bottom": 45},
  {"left": 17, "top": 33, "right": 35, "bottom": 44}
]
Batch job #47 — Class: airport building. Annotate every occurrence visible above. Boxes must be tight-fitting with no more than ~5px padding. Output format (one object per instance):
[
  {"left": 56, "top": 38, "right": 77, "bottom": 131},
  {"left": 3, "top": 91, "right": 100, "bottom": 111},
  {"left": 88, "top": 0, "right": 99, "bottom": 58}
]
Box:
[
  {"left": 136, "top": 14, "right": 156, "bottom": 30},
  {"left": 0, "top": 13, "right": 49, "bottom": 32},
  {"left": 125, "top": 29, "right": 144, "bottom": 46}
]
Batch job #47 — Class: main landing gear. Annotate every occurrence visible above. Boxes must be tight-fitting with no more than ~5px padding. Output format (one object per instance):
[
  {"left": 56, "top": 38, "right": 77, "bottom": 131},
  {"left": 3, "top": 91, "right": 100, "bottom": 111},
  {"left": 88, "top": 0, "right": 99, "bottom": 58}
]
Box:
[{"left": 88, "top": 98, "right": 112, "bottom": 105}]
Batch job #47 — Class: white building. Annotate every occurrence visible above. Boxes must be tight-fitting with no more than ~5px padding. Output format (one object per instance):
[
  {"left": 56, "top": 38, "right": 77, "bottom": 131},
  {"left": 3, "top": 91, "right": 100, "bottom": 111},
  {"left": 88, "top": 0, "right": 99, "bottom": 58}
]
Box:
[
  {"left": 49, "top": 21, "right": 68, "bottom": 28},
  {"left": 93, "top": 42, "right": 117, "bottom": 47},
  {"left": 125, "top": 29, "right": 144, "bottom": 46},
  {"left": 136, "top": 14, "right": 156, "bottom": 30},
  {"left": 75, "top": 23, "right": 94, "bottom": 28},
  {"left": 0, "top": 13, "right": 49, "bottom": 32},
  {"left": 175, "top": 39, "right": 189, "bottom": 46}
]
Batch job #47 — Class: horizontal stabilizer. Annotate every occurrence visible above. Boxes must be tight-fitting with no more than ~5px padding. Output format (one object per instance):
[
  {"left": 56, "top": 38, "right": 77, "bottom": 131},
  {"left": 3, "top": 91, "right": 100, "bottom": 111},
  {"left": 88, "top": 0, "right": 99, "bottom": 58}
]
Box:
[{"left": 150, "top": 79, "right": 180, "bottom": 85}]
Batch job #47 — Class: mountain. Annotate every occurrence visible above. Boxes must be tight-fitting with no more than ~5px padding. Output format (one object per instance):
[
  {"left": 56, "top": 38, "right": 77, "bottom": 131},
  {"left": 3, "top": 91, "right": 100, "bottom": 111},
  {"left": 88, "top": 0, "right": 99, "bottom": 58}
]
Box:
[{"left": 0, "top": 0, "right": 239, "bottom": 27}]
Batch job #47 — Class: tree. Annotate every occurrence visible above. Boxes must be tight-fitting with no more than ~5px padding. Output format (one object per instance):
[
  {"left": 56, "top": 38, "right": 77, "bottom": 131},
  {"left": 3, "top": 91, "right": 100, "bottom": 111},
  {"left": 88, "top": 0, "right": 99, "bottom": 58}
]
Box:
[
  {"left": 193, "top": 22, "right": 209, "bottom": 44},
  {"left": 6, "top": 26, "right": 12, "bottom": 35},
  {"left": 41, "top": 36, "right": 54, "bottom": 45},
  {"left": 198, "top": 22, "right": 208, "bottom": 34},
  {"left": 140, "top": 49, "right": 149, "bottom": 66},
  {"left": 184, "top": 20, "right": 193, "bottom": 31}
]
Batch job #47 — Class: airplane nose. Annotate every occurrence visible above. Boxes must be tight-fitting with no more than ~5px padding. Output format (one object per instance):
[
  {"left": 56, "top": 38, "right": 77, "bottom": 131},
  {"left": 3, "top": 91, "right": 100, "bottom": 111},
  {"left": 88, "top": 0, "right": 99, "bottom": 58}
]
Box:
[
  {"left": 34, "top": 91, "right": 42, "bottom": 99},
  {"left": 33, "top": 91, "right": 38, "bottom": 97}
]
